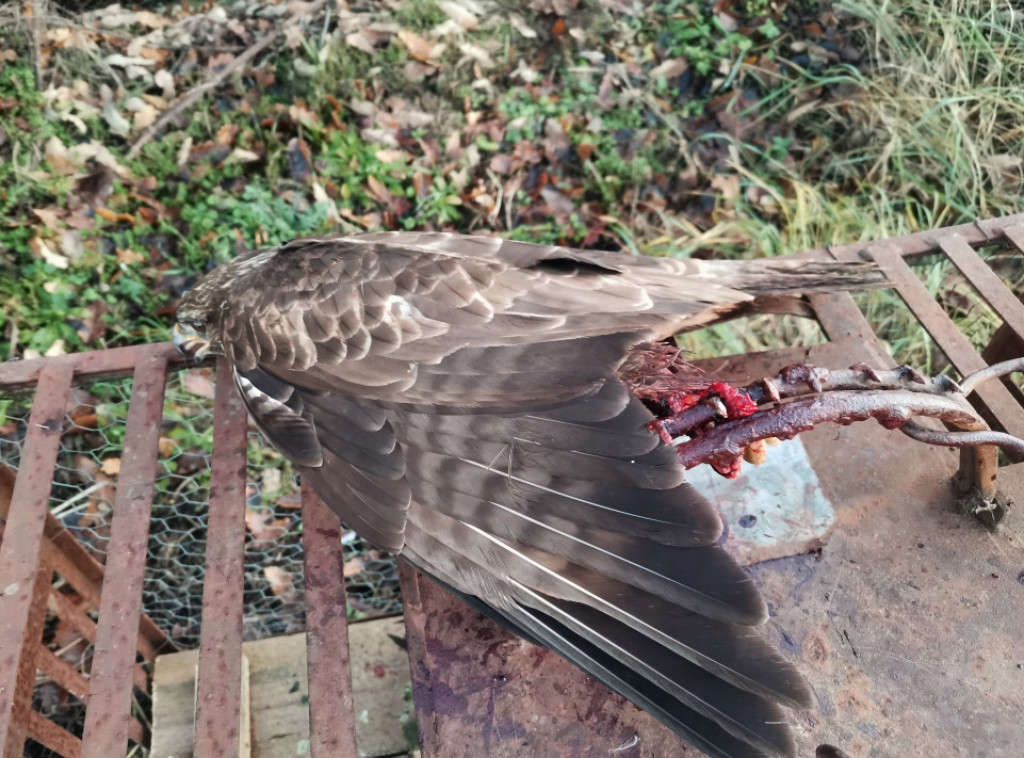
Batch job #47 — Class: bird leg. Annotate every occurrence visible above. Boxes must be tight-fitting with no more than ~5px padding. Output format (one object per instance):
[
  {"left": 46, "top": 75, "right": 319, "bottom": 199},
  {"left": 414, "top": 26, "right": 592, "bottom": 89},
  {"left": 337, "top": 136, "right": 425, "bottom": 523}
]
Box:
[{"left": 621, "top": 347, "right": 1024, "bottom": 526}]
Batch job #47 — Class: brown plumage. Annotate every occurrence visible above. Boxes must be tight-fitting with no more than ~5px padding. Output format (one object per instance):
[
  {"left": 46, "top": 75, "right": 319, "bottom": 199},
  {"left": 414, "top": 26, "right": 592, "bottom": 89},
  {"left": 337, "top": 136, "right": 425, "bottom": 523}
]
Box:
[{"left": 174, "top": 232, "right": 883, "bottom": 758}]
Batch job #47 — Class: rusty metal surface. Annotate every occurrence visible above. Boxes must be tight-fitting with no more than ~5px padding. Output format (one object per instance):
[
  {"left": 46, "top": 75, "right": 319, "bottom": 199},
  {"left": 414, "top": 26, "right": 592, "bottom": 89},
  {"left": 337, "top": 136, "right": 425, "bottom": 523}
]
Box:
[
  {"left": 26, "top": 710, "right": 81, "bottom": 757},
  {"left": 402, "top": 338, "right": 1024, "bottom": 757},
  {"left": 0, "top": 363, "right": 73, "bottom": 757},
  {"left": 871, "top": 245, "right": 1024, "bottom": 439},
  {"left": 401, "top": 564, "right": 697, "bottom": 758},
  {"left": 302, "top": 483, "right": 359, "bottom": 758},
  {"left": 724, "top": 343, "right": 1024, "bottom": 757},
  {"left": 937, "top": 234, "right": 1024, "bottom": 339},
  {"left": 193, "top": 358, "right": 249, "bottom": 758},
  {"left": 0, "top": 342, "right": 192, "bottom": 392},
  {"left": 805, "top": 212, "right": 1024, "bottom": 262},
  {"left": 80, "top": 353, "right": 169, "bottom": 757}
]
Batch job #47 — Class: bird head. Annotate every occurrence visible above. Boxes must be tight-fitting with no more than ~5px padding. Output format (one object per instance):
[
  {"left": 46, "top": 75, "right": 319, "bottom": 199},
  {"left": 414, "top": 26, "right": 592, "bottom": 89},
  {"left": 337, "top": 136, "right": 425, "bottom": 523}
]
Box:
[
  {"left": 173, "top": 260, "right": 235, "bottom": 362},
  {"left": 173, "top": 247, "right": 279, "bottom": 363},
  {"left": 173, "top": 303, "right": 220, "bottom": 363}
]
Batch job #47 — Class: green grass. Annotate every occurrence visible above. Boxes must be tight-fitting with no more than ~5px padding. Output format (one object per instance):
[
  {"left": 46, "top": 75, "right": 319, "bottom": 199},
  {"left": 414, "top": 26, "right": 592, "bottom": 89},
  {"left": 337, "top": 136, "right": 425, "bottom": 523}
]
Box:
[{"left": 0, "top": 0, "right": 1021, "bottom": 370}]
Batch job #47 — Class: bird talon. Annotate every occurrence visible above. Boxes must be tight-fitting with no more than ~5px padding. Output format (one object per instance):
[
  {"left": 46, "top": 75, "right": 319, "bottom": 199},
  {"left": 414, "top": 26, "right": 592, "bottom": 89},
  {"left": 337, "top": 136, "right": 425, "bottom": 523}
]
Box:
[
  {"left": 937, "top": 375, "right": 964, "bottom": 394},
  {"left": 899, "top": 364, "right": 927, "bottom": 384},
  {"left": 850, "top": 362, "right": 882, "bottom": 383},
  {"left": 705, "top": 395, "right": 729, "bottom": 418},
  {"left": 761, "top": 378, "right": 782, "bottom": 403}
]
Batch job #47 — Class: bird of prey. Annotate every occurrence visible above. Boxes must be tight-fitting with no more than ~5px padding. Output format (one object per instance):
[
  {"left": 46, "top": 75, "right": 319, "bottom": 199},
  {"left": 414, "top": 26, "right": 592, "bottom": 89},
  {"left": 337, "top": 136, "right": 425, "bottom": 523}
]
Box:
[{"left": 173, "top": 232, "right": 884, "bottom": 758}]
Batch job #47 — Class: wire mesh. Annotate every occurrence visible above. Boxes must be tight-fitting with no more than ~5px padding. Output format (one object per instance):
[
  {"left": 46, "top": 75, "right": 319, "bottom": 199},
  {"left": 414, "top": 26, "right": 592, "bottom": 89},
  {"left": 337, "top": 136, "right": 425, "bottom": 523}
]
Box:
[{"left": 0, "top": 366, "right": 402, "bottom": 755}]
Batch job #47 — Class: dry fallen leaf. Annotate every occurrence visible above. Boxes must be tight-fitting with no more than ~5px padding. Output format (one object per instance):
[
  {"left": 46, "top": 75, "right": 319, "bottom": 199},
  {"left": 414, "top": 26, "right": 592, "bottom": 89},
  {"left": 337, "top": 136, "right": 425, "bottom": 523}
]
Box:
[
  {"left": 183, "top": 369, "right": 216, "bottom": 398},
  {"left": 246, "top": 509, "right": 290, "bottom": 543},
  {"left": 100, "top": 457, "right": 121, "bottom": 476},
  {"left": 398, "top": 28, "right": 442, "bottom": 63},
  {"left": 116, "top": 248, "right": 146, "bottom": 265},
  {"left": 711, "top": 173, "right": 741, "bottom": 202},
  {"left": 438, "top": 1, "right": 479, "bottom": 29},
  {"left": 32, "top": 207, "right": 64, "bottom": 231},
  {"left": 132, "top": 104, "right": 159, "bottom": 130},
  {"left": 263, "top": 565, "right": 297, "bottom": 598},
  {"left": 29, "top": 234, "right": 70, "bottom": 269}
]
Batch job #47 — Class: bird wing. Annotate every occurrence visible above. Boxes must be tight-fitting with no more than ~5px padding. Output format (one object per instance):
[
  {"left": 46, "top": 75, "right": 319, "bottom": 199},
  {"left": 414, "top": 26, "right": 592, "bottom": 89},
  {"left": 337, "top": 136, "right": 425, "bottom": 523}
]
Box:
[{"left": 211, "top": 234, "right": 838, "bottom": 756}]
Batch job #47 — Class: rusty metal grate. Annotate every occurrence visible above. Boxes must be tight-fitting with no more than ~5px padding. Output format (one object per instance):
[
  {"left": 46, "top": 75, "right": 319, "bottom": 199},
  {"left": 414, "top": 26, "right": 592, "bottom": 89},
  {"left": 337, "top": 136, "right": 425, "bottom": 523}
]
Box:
[{"left": 1, "top": 212, "right": 1023, "bottom": 757}]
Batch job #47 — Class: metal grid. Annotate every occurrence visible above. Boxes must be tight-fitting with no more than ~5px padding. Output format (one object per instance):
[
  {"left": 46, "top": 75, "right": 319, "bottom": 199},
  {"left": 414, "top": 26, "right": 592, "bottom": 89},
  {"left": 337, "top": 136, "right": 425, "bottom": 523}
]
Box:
[
  {"left": 0, "top": 212, "right": 1022, "bottom": 757},
  {"left": 0, "top": 370, "right": 401, "bottom": 652}
]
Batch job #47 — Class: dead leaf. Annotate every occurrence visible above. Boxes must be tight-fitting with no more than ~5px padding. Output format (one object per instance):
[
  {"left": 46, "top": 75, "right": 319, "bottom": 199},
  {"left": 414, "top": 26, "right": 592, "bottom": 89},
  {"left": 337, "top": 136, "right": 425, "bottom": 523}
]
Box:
[
  {"left": 183, "top": 369, "right": 216, "bottom": 398},
  {"left": 116, "top": 248, "right": 146, "bottom": 265},
  {"left": 154, "top": 69, "right": 175, "bottom": 98},
  {"left": 276, "top": 492, "right": 303, "bottom": 509},
  {"left": 366, "top": 175, "right": 396, "bottom": 204},
  {"left": 785, "top": 99, "right": 819, "bottom": 123},
  {"left": 246, "top": 509, "right": 289, "bottom": 543},
  {"left": 32, "top": 208, "right": 64, "bottom": 231},
  {"left": 78, "top": 301, "right": 107, "bottom": 344},
  {"left": 403, "top": 61, "right": 437, "bottom": 81},
  {"left": 345, "top": 27, "right": 395, "bottom": 54},
  {"left": 263, "top": 565, "right": 296, "bottom": 597},
  {"left": 439, "top": 1, "right": 479, "bottom": 29},
  {"left": 96, "top": 207, "right": 136, "bottom": 225},
  {"left": 398, "top": 29, "right": 442, "bottom": 63},
  {"left": 711, "top": 173, "right": 741, "bottom": 201},
  {"left": 651, "top": 58, "right": 688, "bottom": 80},
  {"left": 132, "top": 104, "right": 159, "bottom": 130},
  {"left": 0, "top": 50, "right": 17, "bottom": 62},
  {"left": 29, "top": 235, "right": 69, "bottom": 269},
  {"left": 44, "top": 339, "right": 66, "bottom": 357},
  {"left": 100, "top": 457, "right": 121, "bottom": 476},
  {"left": 102, "top": 102, "right": 131, "bottom": 137}
]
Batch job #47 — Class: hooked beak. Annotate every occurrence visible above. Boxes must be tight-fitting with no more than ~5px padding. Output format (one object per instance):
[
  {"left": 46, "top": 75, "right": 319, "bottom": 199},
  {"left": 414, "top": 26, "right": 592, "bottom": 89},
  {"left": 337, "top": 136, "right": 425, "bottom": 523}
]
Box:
[{"left": 173, "top": 323, "right": 214, "bottom": 363}]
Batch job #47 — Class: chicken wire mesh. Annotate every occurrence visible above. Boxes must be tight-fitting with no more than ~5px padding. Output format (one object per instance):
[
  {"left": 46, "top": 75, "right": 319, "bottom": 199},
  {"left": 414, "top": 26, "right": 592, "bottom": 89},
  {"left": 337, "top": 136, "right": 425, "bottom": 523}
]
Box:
[{"left": 0, "top": 366, "right": 402, "bottom": 651}]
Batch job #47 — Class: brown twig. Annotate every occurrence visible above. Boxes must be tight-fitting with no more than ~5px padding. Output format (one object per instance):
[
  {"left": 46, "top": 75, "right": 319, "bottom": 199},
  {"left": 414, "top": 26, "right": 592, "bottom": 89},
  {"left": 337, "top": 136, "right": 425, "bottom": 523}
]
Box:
[
  {"left": 126, "top": 0, "right": 328, "bottom": 159},
  {"left": 25, "top": 0, "right": 44, "bottom": 90}
]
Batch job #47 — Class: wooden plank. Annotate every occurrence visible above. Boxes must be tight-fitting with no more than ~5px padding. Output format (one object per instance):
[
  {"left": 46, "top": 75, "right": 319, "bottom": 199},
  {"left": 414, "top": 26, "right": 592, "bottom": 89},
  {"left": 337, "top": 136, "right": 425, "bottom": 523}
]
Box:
[
  {"left": 302, "top": 484, "right": 359, "bottom": 758},
  {"left": 0, "top": 363, "right": 73, "bottom": 757},
  {"left": 194, "top": 358, "right": 248, "bottom": 758},
  {"left": 150, "top": 621, "right": 412, "bottom": 758},
  {"left": 80, "top": 353, "right": 168, "bottom": 758}
]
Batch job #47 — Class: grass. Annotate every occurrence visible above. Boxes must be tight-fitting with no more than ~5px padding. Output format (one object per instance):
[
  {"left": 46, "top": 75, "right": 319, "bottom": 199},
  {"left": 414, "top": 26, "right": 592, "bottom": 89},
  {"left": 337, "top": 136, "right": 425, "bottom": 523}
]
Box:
[{"left": 0, "top": 0, "right": 1021, "bottom": 372}]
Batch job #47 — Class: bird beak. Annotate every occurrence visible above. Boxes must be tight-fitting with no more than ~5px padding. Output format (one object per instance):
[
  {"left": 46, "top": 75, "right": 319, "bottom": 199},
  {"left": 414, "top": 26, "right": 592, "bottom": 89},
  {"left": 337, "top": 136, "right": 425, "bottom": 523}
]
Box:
[{"left": 173, "top": 323, "right": 213, "bottom": 363}]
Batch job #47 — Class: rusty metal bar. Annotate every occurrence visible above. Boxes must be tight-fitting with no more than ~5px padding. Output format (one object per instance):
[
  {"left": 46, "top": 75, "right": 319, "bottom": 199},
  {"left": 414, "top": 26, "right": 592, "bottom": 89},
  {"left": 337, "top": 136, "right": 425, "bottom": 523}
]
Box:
[
  {"left": 302, "top": 482, "right": 359, "bottom": 758},
  {"left": 45, "top": 589, "right": 148, "bottom": 693},
  {"left": 0, "top": 342, "right": 193, "bottom": 392},
  {"left": 80, "top": 353, "right": 169, "bottom": 758},
  {"left": 26, "top": 710, "right": 81, "bottom": 758},
  {"left": 1002, "top": 224, "right": 1024, "bottom": 254},
  {"left": 194, "top": 358, "right": 248, "bottom": 758},
  {"left": 0, "top": 363, "right": 73, "bottom": 757},
  {"left": 870, "top": 246, "right": 1024, "bottom": 439},
  {"left": 36, "top": 646, "right": 89, "bottom": 699},
  {"left": 937, "top": 234, "right": 1024, "bottom": 342},
  {"left": 811, "top": 211, "right": 1024, "bottom": 262},
  {"left": 44, "top": 504, "right": 170, "bottom": 656}
]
